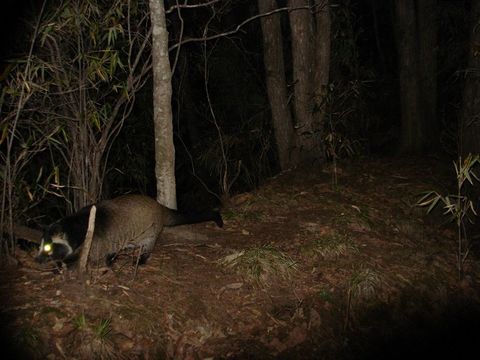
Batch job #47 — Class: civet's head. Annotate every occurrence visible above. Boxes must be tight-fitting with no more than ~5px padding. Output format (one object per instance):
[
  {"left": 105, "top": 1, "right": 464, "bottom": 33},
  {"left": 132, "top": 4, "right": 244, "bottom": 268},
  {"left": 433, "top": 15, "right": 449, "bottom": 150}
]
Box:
[{"left": 35, "top": 222, "right": 74, "bottom": 263}]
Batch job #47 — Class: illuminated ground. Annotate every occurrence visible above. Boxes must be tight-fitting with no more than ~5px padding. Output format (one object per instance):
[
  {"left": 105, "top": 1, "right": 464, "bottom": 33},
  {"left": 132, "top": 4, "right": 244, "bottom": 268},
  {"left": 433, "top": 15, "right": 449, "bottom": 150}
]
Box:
[{"left": 2, "top": 157, "right": 479, "bottom": 359}]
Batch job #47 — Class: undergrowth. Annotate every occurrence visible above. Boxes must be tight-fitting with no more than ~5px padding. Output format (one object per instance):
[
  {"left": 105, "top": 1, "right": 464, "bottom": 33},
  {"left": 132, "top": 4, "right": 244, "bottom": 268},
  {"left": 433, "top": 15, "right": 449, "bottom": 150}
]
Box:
[{"left": 219, "top": 245, "right": 297, "bottom": 286}]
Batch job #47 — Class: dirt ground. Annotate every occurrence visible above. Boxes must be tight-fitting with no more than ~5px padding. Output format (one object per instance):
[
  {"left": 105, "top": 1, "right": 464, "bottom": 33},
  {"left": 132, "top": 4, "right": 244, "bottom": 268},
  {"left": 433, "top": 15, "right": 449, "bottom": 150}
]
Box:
[{"left": 1, "top": 157, "right": 480, "bottom": 359}]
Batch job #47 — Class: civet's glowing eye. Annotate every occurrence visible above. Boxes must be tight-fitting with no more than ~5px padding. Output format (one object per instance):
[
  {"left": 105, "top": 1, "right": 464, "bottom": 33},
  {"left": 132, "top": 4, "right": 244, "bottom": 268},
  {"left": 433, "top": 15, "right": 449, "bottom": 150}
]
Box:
[{"left": 43, "top": 243, "right": 52, "bottom": 253}]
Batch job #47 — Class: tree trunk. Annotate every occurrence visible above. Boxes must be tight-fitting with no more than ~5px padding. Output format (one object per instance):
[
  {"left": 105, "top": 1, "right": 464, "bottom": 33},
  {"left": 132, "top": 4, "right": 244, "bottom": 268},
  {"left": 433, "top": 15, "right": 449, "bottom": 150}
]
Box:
[
  {"left": 289, "top": 0, "right": 320, "bottom": 164},
  {"left": 461, "top": 0, "right": 480, "bottom": 156},
  {"left": 149, "top": 0, "right": 177, "bottom": 209},
  {"left": 417, "top": 0, "right": 438, "bottom": 151},
  {"left": 258, "top": 0, "right": 293, "bottom": 170},
  {"left": 395, "top": 0, "right": 423, "bottom": 153},
  {"left": 312, "top": 0, "right": 331, "bottom": 159}
]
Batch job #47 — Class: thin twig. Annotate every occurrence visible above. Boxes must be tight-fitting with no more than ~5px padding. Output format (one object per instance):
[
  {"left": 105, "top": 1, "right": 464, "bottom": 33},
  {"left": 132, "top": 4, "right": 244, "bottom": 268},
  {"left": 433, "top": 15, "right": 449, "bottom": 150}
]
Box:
[
  {"left": 170, "top": 0, "right": 186, "bottom": 76},
  {"left": 166, "top": 0, "right": 221, "bottom": 14}
]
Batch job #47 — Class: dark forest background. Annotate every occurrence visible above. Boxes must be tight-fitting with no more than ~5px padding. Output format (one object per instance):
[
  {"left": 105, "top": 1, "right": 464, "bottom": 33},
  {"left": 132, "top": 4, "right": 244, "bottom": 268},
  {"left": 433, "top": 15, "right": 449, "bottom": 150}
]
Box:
[
  {"left": 0, "top": 0, "right": 477, "bottom": 235},
  {"left": 3, "top": 3, "right": 480, "bottom": 358}
]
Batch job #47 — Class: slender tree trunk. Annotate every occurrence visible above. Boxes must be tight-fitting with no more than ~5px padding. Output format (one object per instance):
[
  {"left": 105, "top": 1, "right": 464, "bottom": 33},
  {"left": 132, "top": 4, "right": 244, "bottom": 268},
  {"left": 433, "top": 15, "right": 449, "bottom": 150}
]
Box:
[
  {"left": 258, "top": 0, "right": 293, "bottom": 170},
  {"left": 395, "top": 0, "right": 423, "bottom": 153},
  {"left": 417, "top": 0, "right": 438, "bottom": 151},
  {"left": 312, "top": 0, "right": 331, "bottom": 159},
  {"left": 149, "top": 0, "right": 177, "bottom": 209},
  {"left": 461, "top": 0, "right": 480, "bottom": 156}
]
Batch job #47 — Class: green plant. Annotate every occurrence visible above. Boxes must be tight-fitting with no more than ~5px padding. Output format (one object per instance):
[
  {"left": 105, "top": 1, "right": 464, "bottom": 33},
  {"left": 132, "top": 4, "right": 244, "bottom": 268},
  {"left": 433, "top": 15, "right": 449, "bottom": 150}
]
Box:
[
  {"left": 95, "top": 318, "right": 112, "bottom": 340},
  {"left": 322, "top": 81, "right": 365, "bottom": 188},
  {"left": 0, "top": 2, "right": 52, "bottom": 257},
  {"left": 72, "top": 314, "right": 115, "bottom": 359},
  {"left": 318, "top": 288, "right": 334, "bottom": 302},
  {"left": 417, "top": 154, "right": 480, "bottom": 278},
  {"left": 1, "top": 0, "right": 152, "bottom": 246},
  {"left": 74, "top": 312, "right": 87, "bottom": 330}
]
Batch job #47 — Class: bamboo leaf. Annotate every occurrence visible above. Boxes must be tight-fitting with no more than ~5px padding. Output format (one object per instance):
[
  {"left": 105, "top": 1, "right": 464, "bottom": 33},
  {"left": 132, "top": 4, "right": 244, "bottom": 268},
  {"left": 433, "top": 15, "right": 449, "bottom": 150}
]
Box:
[
  {"left": 54, "top": 166, "right": 60, "bottom": 185},
  {"left": 426, "top": 196, "right": 441, "bottom": 213},
  {"left": 36, "top": 167, "right": 44, "bottom": 183},
  {"left": 0, "top": 123, "right": 8, "bottom": 145}
]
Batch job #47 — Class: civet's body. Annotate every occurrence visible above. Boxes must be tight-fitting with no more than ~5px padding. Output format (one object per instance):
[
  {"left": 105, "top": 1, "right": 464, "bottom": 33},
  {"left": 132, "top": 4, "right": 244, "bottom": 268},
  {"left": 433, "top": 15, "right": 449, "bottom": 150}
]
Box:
[{"left": 36, "top": 195, "right": 223, "bottom": 266}]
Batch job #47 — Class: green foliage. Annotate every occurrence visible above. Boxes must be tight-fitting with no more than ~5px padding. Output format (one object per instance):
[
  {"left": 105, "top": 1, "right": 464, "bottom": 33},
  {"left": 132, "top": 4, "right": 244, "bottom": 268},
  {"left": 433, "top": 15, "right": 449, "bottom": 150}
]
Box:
[
  {"left": 1, "top": 0, "right": 150, "bottom": 238},
  {"left": 417, "top": 154, "right": 480, "bottom": 277},
  {"left": 72, "top": 313, "right": 115, "bottom": 359},
  {"left": 74, "top": 312, "right": 87, "bottom": 330},
  {"left": 317, "top": 288, "right": 334, "bottom": 303},
  {"left": 95, "top": 318, "right": 112, "bottom": 340}
]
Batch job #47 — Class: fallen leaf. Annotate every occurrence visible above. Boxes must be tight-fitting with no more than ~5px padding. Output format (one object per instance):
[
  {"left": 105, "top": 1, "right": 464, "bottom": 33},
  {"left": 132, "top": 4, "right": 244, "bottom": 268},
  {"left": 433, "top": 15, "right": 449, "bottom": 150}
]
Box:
[
  {"left": 226, "top": 282, "right": 243, "bottom": 290},
  {"left": 52, "top": 318, "right": 64, "bottom": 332}
]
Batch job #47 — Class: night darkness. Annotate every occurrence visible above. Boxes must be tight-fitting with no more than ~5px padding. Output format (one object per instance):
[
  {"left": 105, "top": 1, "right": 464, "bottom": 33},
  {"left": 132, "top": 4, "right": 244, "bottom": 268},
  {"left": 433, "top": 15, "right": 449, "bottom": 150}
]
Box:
[{"left": 1, "top": 1, "right": 480, "bottom": 359}]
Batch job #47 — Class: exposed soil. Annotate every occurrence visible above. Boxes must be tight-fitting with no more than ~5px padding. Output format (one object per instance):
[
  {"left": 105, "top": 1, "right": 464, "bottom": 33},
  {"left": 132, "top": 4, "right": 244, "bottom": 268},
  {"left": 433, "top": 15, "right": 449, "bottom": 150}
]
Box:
[{"left": 2, "top": 157, "right": 480, "bottom": 359}]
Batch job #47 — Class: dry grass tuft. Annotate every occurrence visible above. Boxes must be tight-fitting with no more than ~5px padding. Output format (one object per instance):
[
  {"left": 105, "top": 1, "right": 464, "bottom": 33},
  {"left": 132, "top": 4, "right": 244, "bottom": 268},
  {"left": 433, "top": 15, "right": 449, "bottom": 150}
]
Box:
[
  {"left": 302, "top": 233, "right": 358, "bottom": 259},
  {"left": 219, "top": 245, "right": 297, "bottom": 286},
  {"left": 349, "top": 267, "right": 383, "bottom": 301}
]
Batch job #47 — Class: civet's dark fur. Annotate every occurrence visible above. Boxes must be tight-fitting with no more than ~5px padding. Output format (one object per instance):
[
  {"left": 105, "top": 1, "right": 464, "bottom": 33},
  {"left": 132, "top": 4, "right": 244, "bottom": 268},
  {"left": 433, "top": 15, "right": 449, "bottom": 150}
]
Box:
[{"left": 36, "top": 195, "right": 223, "bottom": 266}]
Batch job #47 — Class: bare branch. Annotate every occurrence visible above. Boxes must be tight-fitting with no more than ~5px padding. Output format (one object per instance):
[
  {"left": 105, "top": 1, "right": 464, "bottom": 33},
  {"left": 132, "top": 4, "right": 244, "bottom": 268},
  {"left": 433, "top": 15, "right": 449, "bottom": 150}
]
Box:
[
  {"left": 169, "top": 4, "right": 315, "bottom": 51},
  {"left": 166, "top": 0, "right": 221, "bottom": 14},
  {"left": 171, "top": 0, "right": 186, "bottom": 76},
  {"left": 3, "top": 224, "right": 42, "bottom": 244}
]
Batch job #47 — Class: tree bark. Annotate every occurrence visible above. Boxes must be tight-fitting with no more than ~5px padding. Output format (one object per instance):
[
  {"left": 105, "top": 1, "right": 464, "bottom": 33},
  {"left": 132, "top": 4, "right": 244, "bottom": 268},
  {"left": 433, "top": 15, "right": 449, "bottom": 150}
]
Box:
[
  {"left": 461, "top": 0, "right": 480, "bottom": 156},
  {"left": 149, "top": 0, "right": 177, "bottom": 209},
  {"left": 395, "top": 0, "right": 423, "bottom": 153},
  {"left": 312, "top": 0, "right": 331, "bottom": 158},
  {"left": 289, "top": 0, "right": 321, "bottom": 164},
  {"left": 258, "top": 0, "right": 293, "bottom": 170}
]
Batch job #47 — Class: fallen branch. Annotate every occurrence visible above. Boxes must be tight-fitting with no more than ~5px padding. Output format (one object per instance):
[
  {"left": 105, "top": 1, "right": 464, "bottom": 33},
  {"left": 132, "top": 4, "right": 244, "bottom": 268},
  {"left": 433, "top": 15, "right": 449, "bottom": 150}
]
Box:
[
  {"left": 3, "top": 224, "right": 42, "bottom": 244},
  {"left": 78, "top": 205, "right": 96, "bottom": 273}
]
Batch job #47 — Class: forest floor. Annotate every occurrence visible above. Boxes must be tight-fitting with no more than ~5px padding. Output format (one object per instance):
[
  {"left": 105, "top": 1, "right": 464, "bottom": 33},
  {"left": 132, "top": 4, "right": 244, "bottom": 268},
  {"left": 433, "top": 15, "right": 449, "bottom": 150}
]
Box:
[{"left": 2, "top": 157, "right": 480, "bottom": 359}]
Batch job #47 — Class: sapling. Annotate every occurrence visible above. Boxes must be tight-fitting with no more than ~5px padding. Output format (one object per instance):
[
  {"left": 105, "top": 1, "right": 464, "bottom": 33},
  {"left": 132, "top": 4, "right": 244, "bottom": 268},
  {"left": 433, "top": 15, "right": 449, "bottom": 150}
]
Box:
[{"left": 417, "top": 154, "right": 480, "bottom": 279}]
